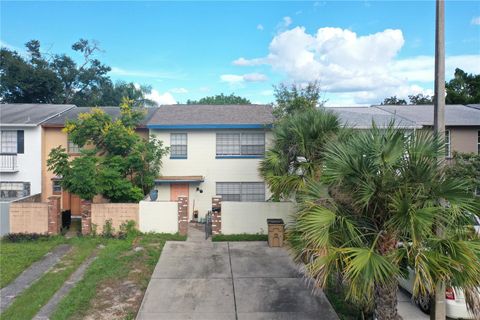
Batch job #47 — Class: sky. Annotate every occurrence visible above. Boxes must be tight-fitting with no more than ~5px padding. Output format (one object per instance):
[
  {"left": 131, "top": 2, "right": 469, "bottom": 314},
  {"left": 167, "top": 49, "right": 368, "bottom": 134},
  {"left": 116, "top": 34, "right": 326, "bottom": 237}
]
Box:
[{"left": 1, "top": 1, "right": 479, "bottom": 106}]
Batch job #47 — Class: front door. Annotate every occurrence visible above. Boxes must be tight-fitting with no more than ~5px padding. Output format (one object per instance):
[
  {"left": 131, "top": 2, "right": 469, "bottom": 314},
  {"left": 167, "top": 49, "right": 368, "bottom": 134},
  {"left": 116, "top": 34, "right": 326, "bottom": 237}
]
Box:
[
  {"left": 170, "top": 183, "right": 189, "bottom": 201},
  {"left": 170, "top": 183, "right": 189, "bottom": 218}
]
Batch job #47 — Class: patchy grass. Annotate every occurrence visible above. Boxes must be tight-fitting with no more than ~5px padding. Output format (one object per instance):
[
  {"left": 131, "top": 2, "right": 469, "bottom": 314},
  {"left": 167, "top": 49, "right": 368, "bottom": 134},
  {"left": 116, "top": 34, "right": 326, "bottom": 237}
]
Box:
[
  {"left": 0, "top": 236, "right": 66, "bottom": 288},
  {"left": 212, "top": 233, "right": 268, "bottom": 241},
  {"left": 50, "top": 233, "right": 185, "bottom": 320},
  {"left": 1, "top": 237, "right": 99, "bottom": 320},
  {"left": 324, "top": 277, "right": 372, "bottom": 320}
]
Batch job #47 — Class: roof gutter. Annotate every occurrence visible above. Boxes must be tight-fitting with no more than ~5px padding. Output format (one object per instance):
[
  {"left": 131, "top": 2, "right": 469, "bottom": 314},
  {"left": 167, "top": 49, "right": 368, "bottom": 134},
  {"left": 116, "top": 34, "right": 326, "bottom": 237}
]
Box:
[{"left": 147, "top": 124, "right": 273, "bottom": 130}]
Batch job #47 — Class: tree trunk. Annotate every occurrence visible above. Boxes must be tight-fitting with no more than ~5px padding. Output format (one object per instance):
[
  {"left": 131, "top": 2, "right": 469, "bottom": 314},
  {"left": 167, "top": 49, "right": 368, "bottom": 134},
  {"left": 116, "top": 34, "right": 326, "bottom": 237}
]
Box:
[{"left": 374, "top": 281, "right": 400, "bottom": 320}]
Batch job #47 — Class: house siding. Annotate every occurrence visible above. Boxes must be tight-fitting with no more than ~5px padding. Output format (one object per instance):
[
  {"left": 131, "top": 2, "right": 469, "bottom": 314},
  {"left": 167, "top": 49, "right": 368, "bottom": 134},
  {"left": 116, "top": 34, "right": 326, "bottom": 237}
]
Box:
[{"left": 150, "top": 129, "right": 273, "bottom": 219}]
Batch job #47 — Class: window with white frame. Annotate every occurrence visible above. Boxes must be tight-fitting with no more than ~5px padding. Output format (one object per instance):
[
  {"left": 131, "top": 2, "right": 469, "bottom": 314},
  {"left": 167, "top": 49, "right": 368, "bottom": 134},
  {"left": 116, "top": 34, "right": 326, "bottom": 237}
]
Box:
[
  {"left": 216, "top": 132, "right": 265, "bottom": 156},
  {"left": 477, "top": 131, "right": 479, "bottom": 154},
  {"left": 0, "top": 181, "right": 30, "bottom": 199},
  {"left": 67, "top": 138, "right": 81, "bottom": 154},
  {"left": 1, "top": 131, "right": 17, "bottom": 153},
  {"left": 445, "top": 130, "right": 451, "bottom": 158},
  {"left": 216, "top": 182, "right": 265, "bottom": 202},
  {"left": 170, "top": 133, "right": 187, "bottom": 158}
]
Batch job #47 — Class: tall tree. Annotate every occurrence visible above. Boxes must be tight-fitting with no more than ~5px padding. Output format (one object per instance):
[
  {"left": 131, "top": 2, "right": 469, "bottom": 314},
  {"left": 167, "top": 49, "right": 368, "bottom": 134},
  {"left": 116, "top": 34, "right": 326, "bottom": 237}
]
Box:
[
  {"left": 408, "top": 93, "right": 433, "bottom": 104},
  {"left": 186, "top": 93, "right": 251, "bottom": 105},
  {"left": 273, "top": 81, "right": 324, "bottom": 118},
  {"left": 381, "top": 96, "right": 407, "bottom": 105},
  {"left": 288, "top": 125, "right": 480, "bottom": 319},
  {"left": 0, "top": 40, "right": 155, "bottom": 107},
  {"left": 259, "top": 108, "right": 343, "bottom": 200},
  {"left": 47, "top": 98, "right": 168, "bottom": 202},
  {"left": 445, "top": 68, "right": 480, "bottom": 104}
]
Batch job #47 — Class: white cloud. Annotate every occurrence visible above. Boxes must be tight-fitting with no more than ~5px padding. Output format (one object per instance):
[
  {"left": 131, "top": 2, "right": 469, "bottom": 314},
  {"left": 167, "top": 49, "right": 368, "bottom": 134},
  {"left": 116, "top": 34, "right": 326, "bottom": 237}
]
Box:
[
  {"left": 260, "top": 89, "right": 274, "bottom": 96},
  {"left": 233, "top": 26, "right": 480, "bottom": 105},
  {"left": 471, "top": 16, "right": 480, "bottom": 25},
  {"left": 145, "top": 89, "right": 176, "bottom": 105},
  {"left": 170, "top": 87, "right": 188, "bottom": 94},
  {"left": 110, "top": 67, "right": 181, "bottom": 79},
  {"left": 257, "top": 24, "right": 264, "bottom": 31},
  {"left": 276, "top": 16, "right": 293, "bottom": 32},
  {"left": 220, "top": 73, "right": 268, "bottom": 84}
]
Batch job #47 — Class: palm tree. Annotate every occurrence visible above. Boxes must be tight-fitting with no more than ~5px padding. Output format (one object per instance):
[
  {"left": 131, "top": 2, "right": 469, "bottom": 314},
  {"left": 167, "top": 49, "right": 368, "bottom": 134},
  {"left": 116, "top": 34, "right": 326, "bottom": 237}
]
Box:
[
  {"left": 259, "top": 108, "right": 343, "bottom": 200},
  {"left": 288, "top": 123, "right": 480, "bottom": 319}
]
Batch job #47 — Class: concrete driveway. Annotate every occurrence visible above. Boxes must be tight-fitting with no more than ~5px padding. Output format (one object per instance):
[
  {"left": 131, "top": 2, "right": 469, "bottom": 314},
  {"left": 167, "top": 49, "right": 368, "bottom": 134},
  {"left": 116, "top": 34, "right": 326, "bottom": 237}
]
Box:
[{"left": 137, "top": 241, "right": 338, "bottom": 320}]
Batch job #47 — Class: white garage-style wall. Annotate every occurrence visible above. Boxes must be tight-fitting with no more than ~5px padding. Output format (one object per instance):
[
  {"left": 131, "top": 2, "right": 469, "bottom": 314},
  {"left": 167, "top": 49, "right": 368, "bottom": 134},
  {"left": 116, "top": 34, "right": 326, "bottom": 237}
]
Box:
[
  {"left": 221, "top": 202, "right": 295, "bottom": 234},
  {"left": 139, "top": 200, "right": 178, "bottom": 233}
]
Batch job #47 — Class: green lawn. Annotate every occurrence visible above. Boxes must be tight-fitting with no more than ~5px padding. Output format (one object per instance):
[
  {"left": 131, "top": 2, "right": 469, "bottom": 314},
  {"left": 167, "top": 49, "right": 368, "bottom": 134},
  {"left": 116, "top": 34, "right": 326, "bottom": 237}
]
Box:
[
  {"left": 1, "top": 237, "right": 99, "bottom": 320},
  {"left": 50, "top": 233, "right": 185, "bottom": 320},
  {"left": 0, "top": 236, "right": 66, "bottom": 288},
  {"left": 212, "top": 234, "right": 268, "bottom": 241},
  {"left": 0, "top": 232, "right": 185, "bottom": 320}
]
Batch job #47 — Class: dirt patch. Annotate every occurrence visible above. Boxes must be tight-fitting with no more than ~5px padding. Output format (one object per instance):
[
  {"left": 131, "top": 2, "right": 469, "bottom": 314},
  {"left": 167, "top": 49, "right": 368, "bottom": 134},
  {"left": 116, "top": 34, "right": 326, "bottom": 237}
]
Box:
[{"left": 80, "top": 249, "right": 152, "bottom": 320}]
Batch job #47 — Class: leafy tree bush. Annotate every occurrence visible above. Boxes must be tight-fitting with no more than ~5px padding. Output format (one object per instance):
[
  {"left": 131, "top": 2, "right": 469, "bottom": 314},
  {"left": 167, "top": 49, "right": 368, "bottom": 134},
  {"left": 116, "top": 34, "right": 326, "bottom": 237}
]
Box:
[
  {"left": 446, "top": 152, "right": 480, "bottom": 196},
  {"left": 186, "top": 93, "right": 251, "bottom": 105},
  {"left": 272, "top": 81, "right": 325, "bottom": 118},
  {"left": 288, "top": 124, "right": 480, "bottom": 319},
  {"left": 0, "top": 40, "right": 155, "bottom": 106},
  {"left": 47, "top": 98, "right": 168, "bottom": 202}
]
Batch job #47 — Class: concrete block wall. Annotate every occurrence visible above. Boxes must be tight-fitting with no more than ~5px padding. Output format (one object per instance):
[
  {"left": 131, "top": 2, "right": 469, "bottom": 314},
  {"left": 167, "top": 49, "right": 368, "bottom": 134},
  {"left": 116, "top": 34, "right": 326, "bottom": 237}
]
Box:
[
  {"left": 9, "top": 202, "right": 49, "bottom": 234},
  {"left": 91, "top": 203, "right": 139, "bottom": 234}
]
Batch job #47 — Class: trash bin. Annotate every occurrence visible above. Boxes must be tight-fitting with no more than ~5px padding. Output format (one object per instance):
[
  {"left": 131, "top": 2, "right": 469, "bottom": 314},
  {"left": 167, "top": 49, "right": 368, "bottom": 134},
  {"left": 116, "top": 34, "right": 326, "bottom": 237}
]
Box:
[{"left": 267, "top": 218, "right": 284, "bottom": 247}]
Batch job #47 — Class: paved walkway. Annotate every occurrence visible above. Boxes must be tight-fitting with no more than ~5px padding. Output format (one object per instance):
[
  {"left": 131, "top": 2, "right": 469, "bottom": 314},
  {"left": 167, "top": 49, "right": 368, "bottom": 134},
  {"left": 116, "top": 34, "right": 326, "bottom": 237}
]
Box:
[
  {"left": 137, "top": 238, "right": 338, "bottom": 320},
  {"left": 397, "top": 289, "right": 429, "bottom": 320},
  {"left": 33, "top": 253, "right": 97, "bottom": 320},
  {"left": 0, "top": 244, "right": 71, "bottom": 312}
]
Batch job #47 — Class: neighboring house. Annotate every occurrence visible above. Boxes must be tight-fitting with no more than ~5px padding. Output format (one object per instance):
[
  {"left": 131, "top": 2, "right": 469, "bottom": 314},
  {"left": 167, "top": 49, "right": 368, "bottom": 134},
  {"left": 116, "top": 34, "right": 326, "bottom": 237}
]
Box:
[
  {"left": 376, "top": 104, "right": 480, "bottom": 157},
  {"left": 326, "top": 106, "right": 420, "bottom": 130},
  {"left": 0, "top": 104, "right": 75, "bottom": 200},
  {"left": 147, "top": 104, "right": 274, "bottom": 220},
  {"left": 41, "top": 106, "right": 156, "bottom": 215}
]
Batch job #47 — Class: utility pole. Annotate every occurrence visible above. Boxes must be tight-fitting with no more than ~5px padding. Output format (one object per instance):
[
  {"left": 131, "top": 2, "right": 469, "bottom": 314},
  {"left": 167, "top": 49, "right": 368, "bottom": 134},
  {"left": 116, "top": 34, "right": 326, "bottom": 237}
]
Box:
[{"left": 431, "top": 0, "right": 446, "bottom": 319}]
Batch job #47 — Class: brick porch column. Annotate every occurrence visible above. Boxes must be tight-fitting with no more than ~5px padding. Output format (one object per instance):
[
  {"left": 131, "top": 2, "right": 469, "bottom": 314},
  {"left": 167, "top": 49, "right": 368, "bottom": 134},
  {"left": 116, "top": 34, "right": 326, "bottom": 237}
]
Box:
[
  {"left": 178, "top": 196, "right": 188, "bottom": 236},
  {"left": 47, "top": 196, "right": 61, "bottom": 235},
  {"left": 212, "top": 196, "right": 222, "bottom": 235},
  {"left": 81, "top": 199, "right": 92, "bottom": 235}
]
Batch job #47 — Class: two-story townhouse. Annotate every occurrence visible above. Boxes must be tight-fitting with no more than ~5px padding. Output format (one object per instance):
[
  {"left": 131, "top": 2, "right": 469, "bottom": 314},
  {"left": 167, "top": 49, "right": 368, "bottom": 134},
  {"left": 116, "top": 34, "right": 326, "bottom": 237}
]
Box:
[
  {"left": 376, "top": 104, "right": 480, "bottom": 157},
  {"left": 147, "top": 104, "right": 274, "bottom": 220},
  {"left": 41, "top": 106, "right": 157, "bottom": 215},
  {"left": 0, "top": 104, "right": 75, "bottom": 200}
]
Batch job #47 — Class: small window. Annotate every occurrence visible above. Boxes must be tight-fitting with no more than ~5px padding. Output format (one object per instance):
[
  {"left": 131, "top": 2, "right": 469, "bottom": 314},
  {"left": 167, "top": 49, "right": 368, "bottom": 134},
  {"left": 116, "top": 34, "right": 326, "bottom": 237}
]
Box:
[
  {"left": 445, "top": 130, "right": 451, "bottom": 158},
  {"left": 216, "top": 132, "right": 265, "bottom": 156},
  {"left": 52, "top": 180, "right": 62, "bottom": 194},
  {"left": 0, "top": 181, "right": 30, "bottom": 199},
  {"left": 1, "top": 131, "right": 17, "bottom": 153},
  {"left": 216, "top": 182, "right": 265, "bottom": 202},
  {"left": 67, "top": 138, "right": 81, "bottom": 154},
  {"left": 477, "top": 131, "right": 479, "bottom": 155},
  {"left": 170, "top": 133, "right": 187, "bottom": 158}
]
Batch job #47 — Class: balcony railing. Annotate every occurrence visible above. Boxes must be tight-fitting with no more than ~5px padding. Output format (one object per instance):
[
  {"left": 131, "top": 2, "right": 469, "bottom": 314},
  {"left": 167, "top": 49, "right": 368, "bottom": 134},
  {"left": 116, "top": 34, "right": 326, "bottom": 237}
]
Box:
[{"left": 0, "top": 153, "right": 18, "bottom": 172}]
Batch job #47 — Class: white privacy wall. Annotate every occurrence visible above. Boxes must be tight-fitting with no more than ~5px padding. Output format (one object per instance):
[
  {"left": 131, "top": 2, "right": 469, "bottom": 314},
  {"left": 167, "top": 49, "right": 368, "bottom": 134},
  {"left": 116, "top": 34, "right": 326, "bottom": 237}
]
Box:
[
  {"left": 139, "top": 200, "right": 178, "bottom": 233},
  {"left": 151, "top": 130, "right": 273, "bottom": 219},
  {"left": 221, "top": 202, "right": 295, "bottom": 234}
]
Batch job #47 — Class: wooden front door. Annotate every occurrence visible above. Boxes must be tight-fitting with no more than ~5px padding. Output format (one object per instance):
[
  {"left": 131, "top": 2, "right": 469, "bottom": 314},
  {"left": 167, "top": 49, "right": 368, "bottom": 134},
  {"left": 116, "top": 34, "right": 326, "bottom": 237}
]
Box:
[
  {"left": 70, "top": 194, "right": 81, "bottom": 216},
  {"left": 170, "top": 183, "right": 189, "bottom": 201}
]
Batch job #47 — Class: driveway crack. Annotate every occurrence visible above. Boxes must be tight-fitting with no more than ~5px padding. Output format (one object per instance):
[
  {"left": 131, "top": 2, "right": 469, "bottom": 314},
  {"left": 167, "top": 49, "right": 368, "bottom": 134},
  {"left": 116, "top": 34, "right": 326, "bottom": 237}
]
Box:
[{"left": 227, "top": 242, "right": 238, "bottom": 320}]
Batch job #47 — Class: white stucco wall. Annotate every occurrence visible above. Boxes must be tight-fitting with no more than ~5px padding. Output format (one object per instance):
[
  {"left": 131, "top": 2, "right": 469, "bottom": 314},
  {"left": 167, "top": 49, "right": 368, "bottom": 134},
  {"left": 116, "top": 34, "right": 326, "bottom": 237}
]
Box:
[
  {"left": 221, "top": 201, "right": 295, "bottom": 234},
  {"left": 139, "top": 200, "right": 178, "bottom": 233},
  {"left": 1, "top": 126, "right": 42, "bottom": 195},
  {"left": 151, "top": 129, "right": 273, "bottom": 219}
]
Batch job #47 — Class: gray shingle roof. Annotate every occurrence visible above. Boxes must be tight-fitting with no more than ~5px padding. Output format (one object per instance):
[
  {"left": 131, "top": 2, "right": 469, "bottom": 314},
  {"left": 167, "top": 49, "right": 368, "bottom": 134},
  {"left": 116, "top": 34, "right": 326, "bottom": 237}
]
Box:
[
  {"left": 148, "top": 104, "right": 274, "bottom": 127},
  {"left": 325, "top": 107, "right": 420, "bottom": 129},
  {"left": 0, "top": 104, "right": 76, "bottom": 126},
  {"left": 43, "top": 106, "right": 157, "bottom": 127},
  {"left": 376, "top": 104, "right": 480, "bottom": 126}
]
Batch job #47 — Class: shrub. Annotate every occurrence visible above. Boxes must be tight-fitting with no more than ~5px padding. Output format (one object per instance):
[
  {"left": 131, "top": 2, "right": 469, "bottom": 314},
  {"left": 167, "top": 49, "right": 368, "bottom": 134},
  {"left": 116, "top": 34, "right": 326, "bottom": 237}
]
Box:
[
  {"left": 101, "top": 219, "right": 115, "bottom": 238},
  {"left": 3, "top": 233, "right": 51, "bottom": 242}
]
